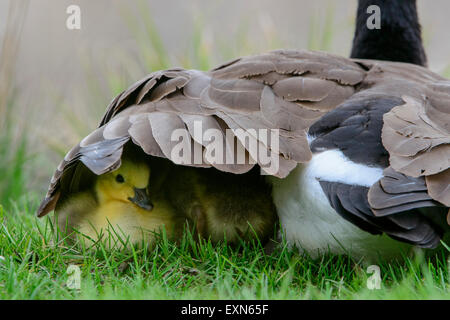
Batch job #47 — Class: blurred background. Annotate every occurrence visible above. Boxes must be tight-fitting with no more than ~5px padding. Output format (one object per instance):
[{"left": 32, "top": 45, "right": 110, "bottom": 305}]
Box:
[{"left": 1, "top": 0, "right": 450, "bottom": 209}]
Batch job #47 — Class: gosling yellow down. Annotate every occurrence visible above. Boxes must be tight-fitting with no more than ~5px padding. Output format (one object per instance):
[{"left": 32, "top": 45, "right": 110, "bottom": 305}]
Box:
[{"left": 55, "top": 157, "right": 184, "bottom": 249}]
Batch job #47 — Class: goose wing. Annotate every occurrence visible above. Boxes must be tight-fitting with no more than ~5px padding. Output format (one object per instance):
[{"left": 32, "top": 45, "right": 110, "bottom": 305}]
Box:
[
  {"left": 309, "top": 84, "right": 450, "bottom": 247},
  {"left": 380, "top": 93, "right": 450, "bottom": 207},
  {"left": 37, "top": 49, "right": 365, "bottom": 217}
]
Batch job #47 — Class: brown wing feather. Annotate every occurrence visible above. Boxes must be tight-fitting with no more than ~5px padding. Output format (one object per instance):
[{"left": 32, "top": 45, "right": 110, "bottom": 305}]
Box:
[
  {"left": 426, "top": 169, "right": 450, "bottom": 207},
  {"left": 368, "top": 167, "right": 439, "bottom": 216},
  {"left": 381, "top": 95, "right": 450, "bottom": 207},
  {"left": 40, "top": 50, "right": 363, "bottom": 216}
]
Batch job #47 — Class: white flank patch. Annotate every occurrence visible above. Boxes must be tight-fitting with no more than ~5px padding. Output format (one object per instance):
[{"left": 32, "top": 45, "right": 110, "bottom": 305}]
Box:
[
  {"left": 268, "top": 150, "right": 411, "bottom": 260},
  {"left": 307, "top": 149, "right": 383, "bottom": 187}
]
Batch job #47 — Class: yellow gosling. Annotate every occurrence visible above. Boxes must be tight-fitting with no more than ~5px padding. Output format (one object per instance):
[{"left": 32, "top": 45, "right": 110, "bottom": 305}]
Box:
[{"left": 55, "top": 158, "right": 183, "bottom": 249}]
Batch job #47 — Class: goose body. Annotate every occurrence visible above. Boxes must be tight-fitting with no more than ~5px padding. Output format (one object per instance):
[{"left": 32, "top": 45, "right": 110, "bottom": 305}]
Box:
[
  {"left": 38, "top": 49, "right": 450, "bottom": 259},
  {"left": 271, "top": 88, "right": 449, "bottom": 258},
  {"left": 269, "top": 156, "right": 411, "bottom": 260}
]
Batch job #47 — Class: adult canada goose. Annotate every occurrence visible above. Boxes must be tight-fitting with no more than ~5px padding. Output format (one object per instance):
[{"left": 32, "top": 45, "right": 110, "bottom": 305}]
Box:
[
  {"left": 37, "top": 1, "right": 449, "bottom": 259},
  {"left": 37, "top": 48, "right": 449, "bottom": 259}
]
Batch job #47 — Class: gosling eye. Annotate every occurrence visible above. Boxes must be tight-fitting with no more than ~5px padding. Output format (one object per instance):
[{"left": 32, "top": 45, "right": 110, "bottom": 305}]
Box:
[{"left": 115, "top": 174, "right": 125, "bottom": 183}]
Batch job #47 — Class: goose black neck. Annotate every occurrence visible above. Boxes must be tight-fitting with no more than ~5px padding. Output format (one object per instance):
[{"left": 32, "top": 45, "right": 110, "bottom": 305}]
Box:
[{"left": 350, "top": 0, "right": 427, "bottom": 66}]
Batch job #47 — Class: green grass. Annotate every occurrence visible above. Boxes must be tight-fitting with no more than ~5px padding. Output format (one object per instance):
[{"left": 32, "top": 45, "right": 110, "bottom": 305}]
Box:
[{"left": 0, "top": 202, "right": 449, "bottom": 300}]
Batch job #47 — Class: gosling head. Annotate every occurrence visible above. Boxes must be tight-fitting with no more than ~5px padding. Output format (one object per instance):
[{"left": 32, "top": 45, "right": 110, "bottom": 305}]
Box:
[{"left": 95, "top": 158, "right": 153, "bottom": 211}]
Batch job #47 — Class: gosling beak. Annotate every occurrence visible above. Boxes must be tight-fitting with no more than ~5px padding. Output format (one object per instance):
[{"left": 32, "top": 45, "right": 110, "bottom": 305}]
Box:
[{"left": 128, "top": 187, "right": 153, "bottom": 211}]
